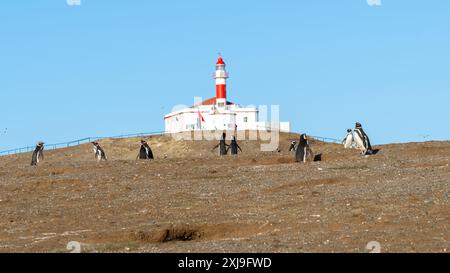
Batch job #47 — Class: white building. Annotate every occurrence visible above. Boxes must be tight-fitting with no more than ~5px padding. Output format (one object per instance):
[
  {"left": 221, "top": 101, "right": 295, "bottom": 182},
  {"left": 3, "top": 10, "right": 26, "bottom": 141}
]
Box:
[{"left": 164, "top": 56, "right": 290, "bottom": 133}]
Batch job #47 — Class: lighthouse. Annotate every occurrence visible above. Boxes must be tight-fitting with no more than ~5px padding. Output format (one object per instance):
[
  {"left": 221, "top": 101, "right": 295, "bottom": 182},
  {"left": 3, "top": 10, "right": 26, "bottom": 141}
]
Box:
[
  {"left": 214, "top": 56, "right": 229, "bottom": 108},
  {"left": 164, "top": 55, "right": 290, "bottom": 134}
]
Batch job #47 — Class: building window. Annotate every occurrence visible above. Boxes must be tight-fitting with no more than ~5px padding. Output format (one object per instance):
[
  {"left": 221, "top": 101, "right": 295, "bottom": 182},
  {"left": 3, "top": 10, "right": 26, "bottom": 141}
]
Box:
[
  {"left": 218, "top": 102, "right": 225, "bottom": 108},
  {"left": 244, "top": 117, "right": 248, "bottom": 123}
]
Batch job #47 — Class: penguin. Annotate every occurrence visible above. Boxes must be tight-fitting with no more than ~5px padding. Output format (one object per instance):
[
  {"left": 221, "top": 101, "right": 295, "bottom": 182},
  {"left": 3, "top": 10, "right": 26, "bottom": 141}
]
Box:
[
  {"left": 92, "top": 142, "right": 107, "bottom": 161},
  {"left": 354, "top": 122, "right": 373, "bottom": 155},
  {"left": 31, "top": 141, "right": 44, "bottom": 166},
  {"left": 342, "top": 129, "right": 354, "bottom": 149},
  {"left": 212, "top": 132, "right": 229, "bottom": 156},
  {"left": 137, "top": 140, "right": 154, "bottom": 160},
  {"left": 288, "top": 141, "right": 297, "bottom": 152},
  {"left": 227, "top": 136, "right": 242, "bottom": 155},
  {"left": 295, "top": 134, "right": 314, "bottom": 163}
]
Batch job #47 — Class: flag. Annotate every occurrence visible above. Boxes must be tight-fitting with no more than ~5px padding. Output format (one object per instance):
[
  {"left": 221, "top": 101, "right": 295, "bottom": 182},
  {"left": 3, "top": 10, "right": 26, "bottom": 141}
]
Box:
[{"left": 198, "top": 111, "right": 205, "bottom": 122}]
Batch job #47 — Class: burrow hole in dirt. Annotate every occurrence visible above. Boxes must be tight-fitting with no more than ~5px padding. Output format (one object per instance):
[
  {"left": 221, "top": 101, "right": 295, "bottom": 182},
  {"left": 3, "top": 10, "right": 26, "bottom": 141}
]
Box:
[
  {"left": 132, "top": 226, "right": 204, "bottom": 243},
  {"left": 162, "top": 227, "right": 204, "bottom": 242}
]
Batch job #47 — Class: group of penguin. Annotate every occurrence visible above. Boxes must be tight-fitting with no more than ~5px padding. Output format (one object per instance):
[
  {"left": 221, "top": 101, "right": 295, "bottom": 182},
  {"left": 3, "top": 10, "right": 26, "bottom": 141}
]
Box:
[
  {"left": 91, "top": 139, "right": 155, "bottom": 162},
  {"left": 30, "top": 134, "right": 242, "bottom": 166},
  {"left": 30, "top": 122, "right": 374, "bottom": 166},
  {"left": 30, "top": 139, "right": 154, "bottom": 166},
  {"left": 211, "top": 132, "right": 243, "bottom": 156},
  {"left": 289, "top": 122, "right": 374, "bottom": 163},
  {"left": 342, "top": 122, "right": 374, "bottom": 155}
]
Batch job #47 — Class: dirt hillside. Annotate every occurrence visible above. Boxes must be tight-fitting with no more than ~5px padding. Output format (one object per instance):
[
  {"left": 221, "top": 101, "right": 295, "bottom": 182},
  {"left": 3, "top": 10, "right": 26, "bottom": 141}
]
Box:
[{"left": 0, "top": 132, "right": 448, "bottom": 253}]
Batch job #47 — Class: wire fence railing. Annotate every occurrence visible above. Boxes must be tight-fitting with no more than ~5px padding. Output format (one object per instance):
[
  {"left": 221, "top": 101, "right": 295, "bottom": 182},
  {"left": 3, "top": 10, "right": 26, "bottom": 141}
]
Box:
[
  {"left": 0, "top": 131, "right": 166, "bottom": 156},
  {"left": 0, "top": 130, "right": 341, "bottom": 157},
  {"left": 310, "top": 135, "right": 342, "bottom": 144}
]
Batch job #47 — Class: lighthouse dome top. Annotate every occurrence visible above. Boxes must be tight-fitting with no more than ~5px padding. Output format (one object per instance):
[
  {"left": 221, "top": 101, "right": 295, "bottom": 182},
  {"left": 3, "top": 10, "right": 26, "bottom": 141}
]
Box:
[{"left": 216, "top": 57, "right": 225, "bottom": 65}]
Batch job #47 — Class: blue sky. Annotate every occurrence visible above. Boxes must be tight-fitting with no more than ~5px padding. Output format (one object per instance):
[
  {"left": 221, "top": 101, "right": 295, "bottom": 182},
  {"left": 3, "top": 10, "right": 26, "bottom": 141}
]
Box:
[{"left": 1, "top": 0, "right": 449, "bottom": 150}]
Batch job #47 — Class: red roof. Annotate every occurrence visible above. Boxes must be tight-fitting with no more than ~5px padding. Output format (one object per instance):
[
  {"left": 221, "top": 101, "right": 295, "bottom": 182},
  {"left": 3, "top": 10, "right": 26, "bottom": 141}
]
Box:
[
  {"left": 216, "top": 57, "right": 225, "bottom": 65},
  {"left": 191, "top": 97, "right": 234, "bottom": 108}
]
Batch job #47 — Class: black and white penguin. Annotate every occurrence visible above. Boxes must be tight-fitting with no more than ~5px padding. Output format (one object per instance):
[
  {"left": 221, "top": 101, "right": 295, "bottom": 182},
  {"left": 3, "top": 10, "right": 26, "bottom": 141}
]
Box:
[
  {"left": 137, "top": 140, "right": 154, "bottom": 160},
  {"left": 228, "top": 136, "right": 242, "bottom": 155},
  {"left": 92, "top": 142, "right": 107, "bottom": 161},
  {"left": 354, "top": 122, "right": 373, "bottom": 155},
  {"left": 289, "top": 141, "right": 297, "bottom": 152},
  {"left": 212, "top": 132, "right": 229, "bottom": 156},
  {"left": 295, "top": 134, "right": 313, "bottom": 163},
  {"left": 342, "top": 129, "right": 354, "bottom": 149},
  {"left": 31, "top": 141, "right": 44, "bottom": 166}
]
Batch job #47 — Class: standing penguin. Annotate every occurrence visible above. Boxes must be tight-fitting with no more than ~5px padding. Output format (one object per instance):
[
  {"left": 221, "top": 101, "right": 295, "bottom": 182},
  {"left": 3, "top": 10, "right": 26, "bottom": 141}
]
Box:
[
  {"left": 342, "top": 129, "right": 354, "bottom": 149},
  {"left": 212, "top": 132, "right": 229, "bottom": 156},
  {"left": 295, "top": 134, "right": 314, "bottom": 163},
  {"left": 31, "top": 141, "right": 44, "bottom": 166},
  {"left": 227, "top": 136, "right": 242, "bottom": 155},
  {"left": 288, "top": 141, "right": 297, "bottom": 152},
  {"left": 137, "top": 140, "right": 154, "bottom": 160},
  {"left": 354, "top": 122, "right": 373, "bottom": 155},
  {"left": 92, "top": 142, "right": 107, "bottom": 161}
]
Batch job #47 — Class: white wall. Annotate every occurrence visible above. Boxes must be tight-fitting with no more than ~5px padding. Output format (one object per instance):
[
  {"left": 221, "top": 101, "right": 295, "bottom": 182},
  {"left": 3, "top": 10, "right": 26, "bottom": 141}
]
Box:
[{"left": 164, "top": 105, "right": 288, "bottom": 133}]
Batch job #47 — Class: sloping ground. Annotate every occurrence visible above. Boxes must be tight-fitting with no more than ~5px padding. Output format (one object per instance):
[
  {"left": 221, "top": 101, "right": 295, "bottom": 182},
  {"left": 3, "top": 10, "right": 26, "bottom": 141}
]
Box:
[{"left": 0, "top": 132, "right": 448, "bottom": 253}]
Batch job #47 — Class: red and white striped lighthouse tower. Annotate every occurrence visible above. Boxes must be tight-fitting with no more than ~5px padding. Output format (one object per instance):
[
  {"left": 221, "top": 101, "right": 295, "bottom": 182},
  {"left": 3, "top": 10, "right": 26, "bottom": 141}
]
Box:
[{"left": 213, "top": 55, "right": 229, "bottom": 107}]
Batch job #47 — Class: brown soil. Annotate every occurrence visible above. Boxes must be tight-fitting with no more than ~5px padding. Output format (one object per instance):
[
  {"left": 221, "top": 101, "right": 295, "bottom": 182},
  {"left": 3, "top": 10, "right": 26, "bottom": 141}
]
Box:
[{"left": 0, "top": 132, "right": 448, "bottom": 253}]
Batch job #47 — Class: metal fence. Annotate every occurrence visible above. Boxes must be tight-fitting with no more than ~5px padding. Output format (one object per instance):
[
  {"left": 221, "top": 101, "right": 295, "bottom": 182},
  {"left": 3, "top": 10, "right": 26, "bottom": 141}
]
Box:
[
  {"left": 0, "top": 131, "right": 166, "bottom": 156},
  {"left": 0, "top": 130, "right": 341, "bottom": 157},
  {"left": 310, "top": 135, "right": 342, "bottom": 144}
]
